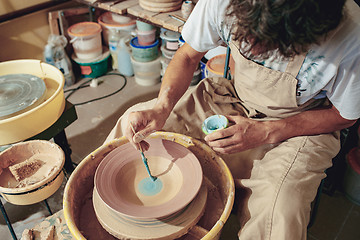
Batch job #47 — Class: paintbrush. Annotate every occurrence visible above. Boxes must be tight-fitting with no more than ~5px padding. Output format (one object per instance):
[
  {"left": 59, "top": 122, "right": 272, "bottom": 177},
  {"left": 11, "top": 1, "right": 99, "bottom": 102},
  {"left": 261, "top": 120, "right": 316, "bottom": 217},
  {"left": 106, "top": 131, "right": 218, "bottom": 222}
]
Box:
[{"left": 129, "top": 123, "right": 157, "bottom": 181}]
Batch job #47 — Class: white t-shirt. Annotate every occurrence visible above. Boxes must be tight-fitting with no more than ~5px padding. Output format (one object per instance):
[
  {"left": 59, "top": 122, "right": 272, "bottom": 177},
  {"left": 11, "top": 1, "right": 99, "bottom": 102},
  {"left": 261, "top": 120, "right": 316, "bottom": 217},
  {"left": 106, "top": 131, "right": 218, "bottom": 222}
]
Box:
[{"left": 182, "top": 0, "right": 360, "bottom": 120}]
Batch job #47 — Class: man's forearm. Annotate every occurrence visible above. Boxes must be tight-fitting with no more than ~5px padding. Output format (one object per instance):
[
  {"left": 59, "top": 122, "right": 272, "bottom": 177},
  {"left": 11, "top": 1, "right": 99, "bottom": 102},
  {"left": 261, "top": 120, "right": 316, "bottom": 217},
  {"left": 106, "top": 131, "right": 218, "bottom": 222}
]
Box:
[
  {"left": 263, "top": 105, "right": 357, "bottom": 144},
  {"left": 154, "top": 43, "right": 205, "bottom": 116}
]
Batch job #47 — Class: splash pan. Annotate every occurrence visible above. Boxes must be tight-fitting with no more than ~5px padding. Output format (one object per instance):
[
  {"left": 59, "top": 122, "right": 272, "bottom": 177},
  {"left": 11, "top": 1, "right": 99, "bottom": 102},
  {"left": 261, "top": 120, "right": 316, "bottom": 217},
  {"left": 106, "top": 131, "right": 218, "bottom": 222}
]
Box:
[{"left": 0, "top": 74, "right": 46, "bottom": 119}]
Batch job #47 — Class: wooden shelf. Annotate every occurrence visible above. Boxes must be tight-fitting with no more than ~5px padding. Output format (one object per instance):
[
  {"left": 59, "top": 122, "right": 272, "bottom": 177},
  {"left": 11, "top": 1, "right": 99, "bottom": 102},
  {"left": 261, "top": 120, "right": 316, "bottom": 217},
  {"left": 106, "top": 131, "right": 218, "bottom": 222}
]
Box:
[{"left": 73, "top": 0, "right": 186, "bottom": 32}]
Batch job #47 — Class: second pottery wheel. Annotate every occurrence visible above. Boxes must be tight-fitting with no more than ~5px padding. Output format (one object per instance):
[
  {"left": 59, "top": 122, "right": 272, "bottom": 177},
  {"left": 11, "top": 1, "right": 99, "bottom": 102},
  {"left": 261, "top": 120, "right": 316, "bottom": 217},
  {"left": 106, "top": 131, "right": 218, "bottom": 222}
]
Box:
[
  {"left": 0, "top": 74, "right": 46, "bottom": 119},
  {"left": 94, "top": 138, "right": 203, "bottom": 219}
]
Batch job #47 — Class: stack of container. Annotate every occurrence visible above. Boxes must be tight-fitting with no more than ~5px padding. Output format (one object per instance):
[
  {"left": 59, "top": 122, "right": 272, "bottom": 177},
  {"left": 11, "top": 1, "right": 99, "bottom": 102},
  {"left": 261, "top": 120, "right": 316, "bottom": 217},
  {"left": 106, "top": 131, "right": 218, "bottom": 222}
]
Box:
[
  {"left": 160, "top": 31, "right": 201, "bottom": 85},
  {"left": 160, "top": 29, "right": 180, "bottom": 76},
  {"left": 97, "top": 11, "right": 136, "bottom": 76},
  {"left": 130, "top": 21, "right": 161, "bottom": 86},
  {"left": 68, "top": 22, "right": 110, "bottom": 78}
]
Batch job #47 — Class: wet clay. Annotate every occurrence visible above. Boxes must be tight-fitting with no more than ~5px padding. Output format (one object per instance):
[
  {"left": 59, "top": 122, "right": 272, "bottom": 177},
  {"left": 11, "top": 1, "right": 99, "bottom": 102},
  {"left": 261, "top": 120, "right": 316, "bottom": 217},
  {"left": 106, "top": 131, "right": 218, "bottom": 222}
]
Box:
[
  {"left": 0, "top": 153, "right": 57, "bottom": 188},
  {"left": 65, "top": 133, "right": 234, "bottom": 239},
  {"left": 0, "top": 141, "right": 64, "bottom": 190},
  {"left": 9, "top": 158, "right": 43, "bottom": 181}
]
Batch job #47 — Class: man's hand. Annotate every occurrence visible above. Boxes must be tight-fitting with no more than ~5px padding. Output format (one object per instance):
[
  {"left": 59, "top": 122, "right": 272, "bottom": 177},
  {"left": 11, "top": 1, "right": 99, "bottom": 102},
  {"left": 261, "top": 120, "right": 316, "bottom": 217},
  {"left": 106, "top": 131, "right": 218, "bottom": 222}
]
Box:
[
  {"left": 204, "top": 115, "right": 269, "bottom": 154},
  {"left": 122, "top": 107, "right": 168, "bottom": 151},
  {"left": 204, "top": 105, "right": 356, "bottom": 154}
]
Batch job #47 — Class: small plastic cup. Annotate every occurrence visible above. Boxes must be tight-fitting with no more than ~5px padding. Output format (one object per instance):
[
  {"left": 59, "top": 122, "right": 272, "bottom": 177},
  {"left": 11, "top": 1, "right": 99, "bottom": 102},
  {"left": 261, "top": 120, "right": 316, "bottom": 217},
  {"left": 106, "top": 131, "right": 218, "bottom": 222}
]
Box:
[{"left": 202, "top": 115, "right": 229, "bottom": 135}]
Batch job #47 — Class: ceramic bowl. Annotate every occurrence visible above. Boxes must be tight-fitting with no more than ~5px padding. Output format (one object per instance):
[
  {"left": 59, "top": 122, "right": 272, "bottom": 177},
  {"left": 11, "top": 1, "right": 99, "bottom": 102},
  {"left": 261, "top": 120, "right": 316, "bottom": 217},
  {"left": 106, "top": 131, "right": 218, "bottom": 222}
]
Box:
[{"left": 94, "top": 137, "right": 203, "bottom": 219}]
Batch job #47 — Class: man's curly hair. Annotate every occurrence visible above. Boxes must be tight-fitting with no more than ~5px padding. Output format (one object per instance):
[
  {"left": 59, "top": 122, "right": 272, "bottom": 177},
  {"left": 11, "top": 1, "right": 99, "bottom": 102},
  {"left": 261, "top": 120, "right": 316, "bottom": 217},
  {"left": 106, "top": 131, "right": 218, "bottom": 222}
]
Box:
[{"left": 226, "top": 0, "right": 346, "bottom": 58}]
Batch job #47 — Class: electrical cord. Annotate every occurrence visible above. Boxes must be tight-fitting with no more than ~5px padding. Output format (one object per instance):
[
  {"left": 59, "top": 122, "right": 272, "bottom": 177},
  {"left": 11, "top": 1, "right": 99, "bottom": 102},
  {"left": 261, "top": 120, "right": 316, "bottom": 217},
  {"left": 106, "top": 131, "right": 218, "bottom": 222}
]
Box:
[{"left": 65, "top": 72, "right": 127, "bottom": 106}]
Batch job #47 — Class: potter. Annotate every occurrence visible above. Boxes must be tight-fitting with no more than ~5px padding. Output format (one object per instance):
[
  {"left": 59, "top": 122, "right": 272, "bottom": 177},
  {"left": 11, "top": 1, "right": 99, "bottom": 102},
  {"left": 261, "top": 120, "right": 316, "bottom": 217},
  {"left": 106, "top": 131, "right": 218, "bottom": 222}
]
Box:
[{"left": 107, "top": 0, "right": 360, "bottom": 239}]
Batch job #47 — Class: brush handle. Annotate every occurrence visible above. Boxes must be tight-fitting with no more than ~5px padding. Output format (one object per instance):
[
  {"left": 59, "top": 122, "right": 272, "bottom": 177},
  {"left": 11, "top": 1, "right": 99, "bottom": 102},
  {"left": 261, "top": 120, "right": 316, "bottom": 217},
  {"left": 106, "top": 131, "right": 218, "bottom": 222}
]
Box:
[
  {"left": 140, "top": 152, "right": 157, "bottom": 181},
  {"left": 130, "top": 122, "right": 157, "bottom": 181}
]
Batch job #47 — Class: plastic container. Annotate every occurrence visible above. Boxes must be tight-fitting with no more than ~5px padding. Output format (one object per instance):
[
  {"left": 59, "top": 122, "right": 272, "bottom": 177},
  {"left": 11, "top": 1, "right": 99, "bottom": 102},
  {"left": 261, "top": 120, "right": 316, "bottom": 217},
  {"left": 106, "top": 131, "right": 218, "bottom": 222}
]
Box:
[
  {"left": 205, "top": 54, "right": 234, "bottom": 78},
  {"left": 98, "top": 12, "right": 136, "bottom": 45},
  {"left": 130, "top": 37, "right": 159, "bottom": 62},
  {"left": 160, "top": 29, "right": 181, "bottom": 50},
  {"left": 136, "top": 20, "right": 154, "bottom": 31},
  {"left": 72, "top": 49, "right": 110, "bottom": 78},
  {"left": 67, "top": 22, "right": 103, "bottom": 61},
  {"left": 200, "top": 57, "right": 207, "bottom": 80},
  {"left": 178, "top": 35, "right": 185, "bottom": 48},
  {"left": 202, "top": 115, "right": 229, "bottom": 135},
  {"left": 44, "top": 34, "right": 75, "bottom": 87},
  {"left": 111, "top": 13, "right": 132, "bottom": 24},
  {"left": 161, "top": 45, "right": 177, "bottom": 60},
  {"left": 160, "top": 56, "right": 171, "bottom": 76},
  {"left": 131, "top": 56, "right": 161, "bottom": 86},
  {"left": 108, "top": 29, "right": 121, "bottom": 70},
  {"left": 344, "top": 147, "right": 360, "bottom": 205},
  {"left": 160, "top": 56, "right": 200, "bottom": 86},
  {"left": 204, "top": 46, "right": 227, "bottom": 60},
  {"left": 137, "top": 28, "right": 157, "bottom": 46},
  {"left": 117, "top": 37, "right": 134, "bottom": 76},
  {"left": 191, "top": 68, "right": 201, "bottom": 86}
]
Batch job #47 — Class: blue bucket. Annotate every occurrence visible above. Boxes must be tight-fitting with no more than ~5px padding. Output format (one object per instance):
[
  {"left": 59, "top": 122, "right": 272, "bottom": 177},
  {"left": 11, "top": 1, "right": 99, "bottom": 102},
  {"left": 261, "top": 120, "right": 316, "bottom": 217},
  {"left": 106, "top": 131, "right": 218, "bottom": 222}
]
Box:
[{"left": 130, "top": 37, "right": 159, "bottom": 62}]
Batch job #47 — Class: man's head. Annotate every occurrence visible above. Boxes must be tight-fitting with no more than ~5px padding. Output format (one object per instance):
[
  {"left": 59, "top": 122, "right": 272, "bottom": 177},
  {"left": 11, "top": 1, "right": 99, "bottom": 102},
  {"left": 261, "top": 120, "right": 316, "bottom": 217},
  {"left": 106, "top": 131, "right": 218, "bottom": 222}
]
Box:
[{"left": 227, "top": 0, "right": 346, "bottom": 58}]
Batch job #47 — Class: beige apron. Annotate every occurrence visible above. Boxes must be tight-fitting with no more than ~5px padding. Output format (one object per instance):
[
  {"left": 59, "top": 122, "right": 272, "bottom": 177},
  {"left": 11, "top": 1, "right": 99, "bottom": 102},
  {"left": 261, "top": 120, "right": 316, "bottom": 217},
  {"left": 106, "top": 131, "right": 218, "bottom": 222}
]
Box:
[{"left": 106, "top": 40, "right": 340, "bottom": 240}]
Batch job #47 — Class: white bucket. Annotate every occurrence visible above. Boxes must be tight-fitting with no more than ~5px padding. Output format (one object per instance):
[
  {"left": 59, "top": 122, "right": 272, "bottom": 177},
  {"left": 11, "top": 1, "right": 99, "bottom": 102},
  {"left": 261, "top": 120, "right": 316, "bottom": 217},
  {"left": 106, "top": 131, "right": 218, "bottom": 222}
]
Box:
[
  {"left": 131, "top": 56, "right": 161, "bottom": 86},
  {"left": 98, "top": 12, "right": 136, "bottom": 45},
  {"left": 67, "top": 22, "right": 103, "bottom": 61}
]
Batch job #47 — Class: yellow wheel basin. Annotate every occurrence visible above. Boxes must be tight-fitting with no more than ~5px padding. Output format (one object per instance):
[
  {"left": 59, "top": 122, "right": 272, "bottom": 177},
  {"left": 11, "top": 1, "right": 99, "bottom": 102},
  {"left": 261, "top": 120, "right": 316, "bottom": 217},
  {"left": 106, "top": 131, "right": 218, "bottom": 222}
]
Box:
[
  {"left": 63, "top": 132, "right": 235, "bottom": 240},
  {"left": 0, "top": 59, "right": 65, "bottom": 145}
]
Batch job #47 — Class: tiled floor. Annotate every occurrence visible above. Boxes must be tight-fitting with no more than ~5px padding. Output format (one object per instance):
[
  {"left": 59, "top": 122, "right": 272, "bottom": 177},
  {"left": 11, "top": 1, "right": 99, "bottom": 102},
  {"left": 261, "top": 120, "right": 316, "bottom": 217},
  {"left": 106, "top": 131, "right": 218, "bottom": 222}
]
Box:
[{"left": 1, "top": 73, "right": 360, "bottom": 239}]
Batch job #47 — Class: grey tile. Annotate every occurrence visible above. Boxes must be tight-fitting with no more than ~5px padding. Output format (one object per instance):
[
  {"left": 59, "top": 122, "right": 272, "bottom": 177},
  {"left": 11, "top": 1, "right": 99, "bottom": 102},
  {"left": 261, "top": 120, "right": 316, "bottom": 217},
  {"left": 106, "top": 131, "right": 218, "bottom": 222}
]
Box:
[
  {"left": 307, "top": 232, "right": 320, "bottom": 240},
  {"left": 336, "top": 204, "right": 360, "bottom": 240},
  {"left": 308, "top": 192, "right": 353, "bottom": 240}
]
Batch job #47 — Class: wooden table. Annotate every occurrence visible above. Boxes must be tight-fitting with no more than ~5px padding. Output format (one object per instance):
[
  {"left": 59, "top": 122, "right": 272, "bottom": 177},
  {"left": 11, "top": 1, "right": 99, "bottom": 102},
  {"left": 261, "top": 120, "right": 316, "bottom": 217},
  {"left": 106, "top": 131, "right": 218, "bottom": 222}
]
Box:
[{"left": 74, "top": 0, "right": 186, "bottom": 32}]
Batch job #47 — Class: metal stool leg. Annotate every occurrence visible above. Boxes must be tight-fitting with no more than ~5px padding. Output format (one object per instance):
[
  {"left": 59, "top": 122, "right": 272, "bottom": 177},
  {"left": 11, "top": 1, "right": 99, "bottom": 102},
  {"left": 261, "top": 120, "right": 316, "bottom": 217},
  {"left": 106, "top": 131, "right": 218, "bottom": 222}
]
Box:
[
  {"left": 43, "top": 199, "right": 52, "bottom": 215},
  {"left": 0, "top": 200, "right": 17, "bottom": 240},
  {"left": 53, "top": 129, "right": 75, "bottom": 174}
]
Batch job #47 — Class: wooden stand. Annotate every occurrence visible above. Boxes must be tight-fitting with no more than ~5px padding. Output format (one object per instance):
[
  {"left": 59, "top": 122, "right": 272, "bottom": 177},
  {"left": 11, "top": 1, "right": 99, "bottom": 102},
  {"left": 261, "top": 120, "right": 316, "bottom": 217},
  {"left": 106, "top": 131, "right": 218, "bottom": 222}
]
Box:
[{"left": 73, "top": 0, "right": 186, "bottom": 32}]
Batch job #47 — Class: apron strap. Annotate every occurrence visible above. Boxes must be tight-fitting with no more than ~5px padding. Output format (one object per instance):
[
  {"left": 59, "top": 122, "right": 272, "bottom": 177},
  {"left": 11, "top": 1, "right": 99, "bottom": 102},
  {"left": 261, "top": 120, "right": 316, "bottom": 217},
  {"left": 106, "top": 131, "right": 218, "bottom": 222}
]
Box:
[{"left": 284, "top": 53, "right": 307, "bottom": 78}]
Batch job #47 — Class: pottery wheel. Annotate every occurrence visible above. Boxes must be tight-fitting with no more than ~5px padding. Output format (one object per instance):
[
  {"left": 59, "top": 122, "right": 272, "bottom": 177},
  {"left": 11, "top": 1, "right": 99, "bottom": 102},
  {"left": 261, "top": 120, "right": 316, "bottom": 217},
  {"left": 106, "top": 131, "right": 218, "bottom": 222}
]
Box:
[
  {"left": 93, "top": 185, "right": 208, "bottom": 240},
  {"left": 94, "top": 138, "right": 203, "bottom": 219},
  {"left": 0, "top": 74, "right": 46, "bottom": 119}
]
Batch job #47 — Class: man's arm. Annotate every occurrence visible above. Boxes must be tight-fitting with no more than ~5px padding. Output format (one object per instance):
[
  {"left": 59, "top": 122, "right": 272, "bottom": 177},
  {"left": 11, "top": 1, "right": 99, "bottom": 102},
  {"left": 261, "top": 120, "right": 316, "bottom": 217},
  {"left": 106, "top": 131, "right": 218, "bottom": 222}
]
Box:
[
  {"left": 153, "top": 43, "right": 206, "bottom": 117},
  {"left": 265, "top": 105, "right": 356, "bottom": 143},
  {"left": 125, "top": 43, "right": 206, "bottom": 145},
  {"left": 205, "top": 104, "right": 357, "bottom": 154}
]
